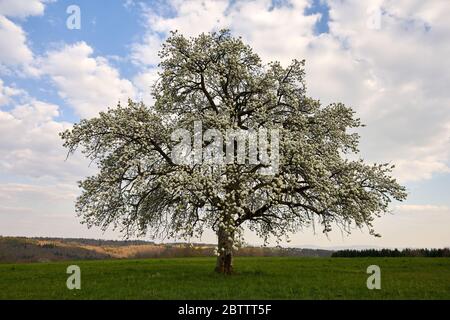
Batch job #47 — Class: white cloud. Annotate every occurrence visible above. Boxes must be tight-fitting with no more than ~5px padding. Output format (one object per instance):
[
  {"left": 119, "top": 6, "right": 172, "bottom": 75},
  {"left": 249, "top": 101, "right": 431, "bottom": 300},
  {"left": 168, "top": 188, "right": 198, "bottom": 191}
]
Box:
[
  {"left": 131, "top": 0, "right": 231, "bottom": 67},
  {"left": 137, "top": 0, "right": 318, "bottom": 64},
  {"left": 131, "top": 33, "right": 163, "bottom": 66},
  {"left": 0, "top": 79, "right": 24, "bottom": 106},
  {"left": 322, "top": 0, "right": 450, "bottom": 182},
  {"left": 0, "top": 0, "right": 46, "bottom": 18},
  {"left": 0, "top": 0, "right": 49, "bottom": 75},
  {"left": 133, "top": 67, "right": 160, "bottom": 105},
  {"left": 0, "top": 98, "right": 89, "bottom": 179},
  {"left": 40, "top": 42, "right": 136, "bottom": 118},
  {"left": 0, "top": 181, "right": 123, "bottom": 239},
  {"left": 0, "top": 87, "right": 97, "bottom": 238},
  {"left": 143, "top": 0, "right": 230, "bottom": 37},
  {"left": 132, "top": 0, "right": 450, "bottom": 183},
  {"left": 0, "top": 16, "right": 34, "bottom": 69}
]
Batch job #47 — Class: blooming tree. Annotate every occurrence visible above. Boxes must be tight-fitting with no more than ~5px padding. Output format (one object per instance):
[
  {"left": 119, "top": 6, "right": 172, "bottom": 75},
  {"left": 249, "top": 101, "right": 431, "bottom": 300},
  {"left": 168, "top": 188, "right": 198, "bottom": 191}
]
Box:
[{"left": 61, "top": 30, "right": 406, "bottom": 274}]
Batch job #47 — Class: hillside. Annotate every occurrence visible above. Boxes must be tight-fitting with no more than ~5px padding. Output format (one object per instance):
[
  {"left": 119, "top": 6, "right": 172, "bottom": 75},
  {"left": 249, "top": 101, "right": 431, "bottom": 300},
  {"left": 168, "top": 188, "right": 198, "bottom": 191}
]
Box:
[{"left": 0, "top": 236, "right": 332, "bottom": 263}]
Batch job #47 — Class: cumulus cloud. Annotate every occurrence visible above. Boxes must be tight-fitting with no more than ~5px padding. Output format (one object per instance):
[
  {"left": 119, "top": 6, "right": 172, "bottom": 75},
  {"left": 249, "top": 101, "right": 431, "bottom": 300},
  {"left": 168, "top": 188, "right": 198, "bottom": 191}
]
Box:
[
  {"left": 132, "top": 67, "right": 160, "bottom": 105},
  {"left": 131, "top": 33, "right": 163, "bottom": 67},
  {"left": 0, "top": 90, "right": 97, "bottom": 239},
  {"left": 0, "top": 0, "right": 48, "bottom": 75},
  {"left": 323, "top": 0, "right": 450, "bottom": 182},
  {"left": 0, "top": 79, "right": 24, "bottom": 106},
  {"left": 0, "top": 86, "right": 96, "bottom": 238},
  {"left": 0, "top": 97, "right": 90, "bottom": 179},
  {"left": 0, "top": 0, "right": 46, "bottom": 18},
  {"left": 0, "top": 16, "right": 34, "bottom": 70},
  {"left": 130, "top": 0, "right": 450, "bottom": 183},
  {"left": 142, "top": 0, "right": 230, "bottom": 37},
  {"left": 39, "top": 42, "right": 136, "bottom": 118},
  {"left": 0, "top": 181, "right": 123, "bottom": 239}
]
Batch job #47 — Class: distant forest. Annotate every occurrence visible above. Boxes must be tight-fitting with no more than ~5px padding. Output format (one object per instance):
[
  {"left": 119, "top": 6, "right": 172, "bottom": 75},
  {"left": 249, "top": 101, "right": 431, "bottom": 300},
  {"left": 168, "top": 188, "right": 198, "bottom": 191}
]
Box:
[
  {"left": 2, "top": 236, "right": 448, "bottom": 263},
  {"left": 332, "top": 248, "right": 450, "bottom": 258}
]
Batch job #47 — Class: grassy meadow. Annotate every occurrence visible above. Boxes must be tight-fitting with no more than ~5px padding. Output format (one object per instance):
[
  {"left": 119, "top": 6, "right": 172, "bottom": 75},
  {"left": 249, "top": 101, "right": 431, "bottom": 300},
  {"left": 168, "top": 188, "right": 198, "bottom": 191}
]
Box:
[{"left": 0, "top": 257, "right": 449, "bottom": 299}]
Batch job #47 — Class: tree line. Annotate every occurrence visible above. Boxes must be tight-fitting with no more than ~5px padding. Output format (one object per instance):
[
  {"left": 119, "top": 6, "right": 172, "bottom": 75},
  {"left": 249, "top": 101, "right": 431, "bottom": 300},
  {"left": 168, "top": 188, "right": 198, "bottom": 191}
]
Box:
[{"left": 332, "top": 248, "right": 450, "bottom": 257}]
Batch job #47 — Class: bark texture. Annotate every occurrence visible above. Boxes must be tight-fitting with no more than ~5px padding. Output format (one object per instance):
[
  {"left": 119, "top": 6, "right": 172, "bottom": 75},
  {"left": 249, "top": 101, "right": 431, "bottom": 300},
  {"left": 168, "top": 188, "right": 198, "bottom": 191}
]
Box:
[{"left": 215, "top": 226, "right": 234, "bottom": 274}]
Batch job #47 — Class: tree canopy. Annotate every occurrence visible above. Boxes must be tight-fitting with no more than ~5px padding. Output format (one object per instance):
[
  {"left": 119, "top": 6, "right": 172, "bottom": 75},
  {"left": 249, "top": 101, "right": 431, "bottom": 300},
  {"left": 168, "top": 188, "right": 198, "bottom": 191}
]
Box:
[{"left": 61, "top": 30, "right": 407, "bottom": 274}]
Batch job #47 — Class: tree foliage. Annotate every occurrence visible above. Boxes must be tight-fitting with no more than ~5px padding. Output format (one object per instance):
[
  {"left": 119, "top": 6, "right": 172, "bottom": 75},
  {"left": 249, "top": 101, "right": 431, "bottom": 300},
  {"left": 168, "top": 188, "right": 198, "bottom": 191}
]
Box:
[{"left": 61, "top": 30, "right": 407, "bottom": 273}]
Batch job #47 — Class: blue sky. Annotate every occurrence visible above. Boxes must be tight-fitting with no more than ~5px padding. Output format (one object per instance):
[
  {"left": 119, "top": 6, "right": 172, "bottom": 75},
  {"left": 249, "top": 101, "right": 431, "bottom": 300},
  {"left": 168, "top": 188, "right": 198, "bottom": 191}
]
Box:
[
  {"left": 8, "top": 0, "right": 331, "bottom": 123},
  {"left": 4, "top": 0, "right": 146, "bottom": 122},
  {"left": 0, "top": 0, "right": 449, "bottom": 248}
]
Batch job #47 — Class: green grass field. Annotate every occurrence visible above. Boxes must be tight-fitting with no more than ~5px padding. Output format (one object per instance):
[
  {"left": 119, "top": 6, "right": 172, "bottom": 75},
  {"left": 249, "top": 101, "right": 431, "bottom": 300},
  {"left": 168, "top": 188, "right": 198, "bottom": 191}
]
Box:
[{"left": 0, "top": 257, "right": 449, "bottom": 299}]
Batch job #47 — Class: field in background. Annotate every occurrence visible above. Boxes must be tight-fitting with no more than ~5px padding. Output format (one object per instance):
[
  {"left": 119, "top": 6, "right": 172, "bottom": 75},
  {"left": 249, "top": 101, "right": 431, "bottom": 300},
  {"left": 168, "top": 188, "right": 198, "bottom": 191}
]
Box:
[
  {"left": 0, "top": 236, "right": 331, "bottom": 264},
  {"left": 0, "top": 257, "right": 449, "bottom": 299}
]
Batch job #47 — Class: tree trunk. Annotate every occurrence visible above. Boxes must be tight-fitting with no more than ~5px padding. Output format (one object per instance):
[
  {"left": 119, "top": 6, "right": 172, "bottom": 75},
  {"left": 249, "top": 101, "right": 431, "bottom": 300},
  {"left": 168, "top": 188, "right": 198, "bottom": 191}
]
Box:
[{"left": 215, "top": 226, "right": 234, "bottom": 274}]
